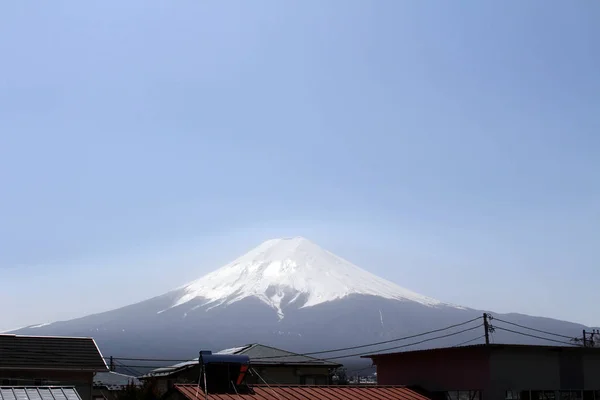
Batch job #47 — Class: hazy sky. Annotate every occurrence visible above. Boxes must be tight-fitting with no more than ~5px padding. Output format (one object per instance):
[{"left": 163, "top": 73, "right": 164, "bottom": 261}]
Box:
[{"left": 1, "top": 1, "right": 599, "bottom": 332}]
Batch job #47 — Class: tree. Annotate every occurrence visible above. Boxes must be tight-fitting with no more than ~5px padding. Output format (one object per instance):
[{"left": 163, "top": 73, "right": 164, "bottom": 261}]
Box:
[{"left": 330, "top": 367, "right": 348, "bottom": 385}]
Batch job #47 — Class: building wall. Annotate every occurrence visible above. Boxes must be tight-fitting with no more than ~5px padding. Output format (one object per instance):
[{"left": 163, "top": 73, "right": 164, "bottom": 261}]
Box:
[
  {"left": 0, "top": 369, "right": 94, "bottom": 400},
  {"left": 148, "top": 364, "right": 332, "bottom": 396},
  {"left": 373, "top": 347, "right": 600, "bottom": 400},
  {"left": 583, "top": 353, "right": 600, "bottom": 390},
  {"left": 487, "top": 348, "right": 561, "bottom": 399},
  {"left": 250, "top": 366, "right": 331, "bottom": 385},
  {"left": 373, "top": 348, "right": 490, "bottom": 391}
]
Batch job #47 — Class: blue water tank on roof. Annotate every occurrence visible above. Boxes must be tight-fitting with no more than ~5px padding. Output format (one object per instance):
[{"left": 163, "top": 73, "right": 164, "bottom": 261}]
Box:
[{"left": 200, "top": 352, "right": 250, "bottom": 365}]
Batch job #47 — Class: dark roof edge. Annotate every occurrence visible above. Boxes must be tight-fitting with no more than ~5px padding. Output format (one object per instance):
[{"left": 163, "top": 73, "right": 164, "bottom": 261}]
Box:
[
  {"left": 0, "top": 333, "right": 95, "bottom": 340},
  {"left": 173, "top": 383, "right": 412, "bottom": 389},
  {"left": 0, "top": 367, "right": 108, "bottom": 372},
  {"left": 362, "top": 343, "right": 598, "bottom": 358},
  {"left": 91, "top": 338, "right": 110, "bottom": 371}
]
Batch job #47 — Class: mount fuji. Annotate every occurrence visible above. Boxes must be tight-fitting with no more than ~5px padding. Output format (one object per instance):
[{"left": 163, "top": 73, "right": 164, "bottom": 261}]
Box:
[{"left": 13, "top": 237, "right": 591, "bottom": 362}]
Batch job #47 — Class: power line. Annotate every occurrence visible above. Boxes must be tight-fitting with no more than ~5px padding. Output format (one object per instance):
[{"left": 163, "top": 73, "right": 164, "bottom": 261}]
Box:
[
  {"left": 117, "top": 323, "right": 484, "bottom": 374},
  {"left": 104, "top": 316, "right": 483, "bottom": 364},
  {"left": 113, "top": 359, "right": 143, "bottom": 377},
  {"left": 252, "top": 316, "right": 483, "bottom": 360},
  {"left": 492, "top": 326, "right": 579, "bottom": 347},
  {"left": 107, "top": 316, "right": 483, "bottom": 364},
  {"left": 490, "top": 317, "right": 576, "bottom": 340},
  {"left": 453, "top": 335, "right": 485, "bottom": 347},
  {"left": 313, "top": 324, "right": 483, "bottom": 361}
]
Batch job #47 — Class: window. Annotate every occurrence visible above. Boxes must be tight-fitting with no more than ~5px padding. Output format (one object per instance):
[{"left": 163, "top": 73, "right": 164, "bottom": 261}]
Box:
[{"left": 446, "top": 391, "right": 482, "bottom": 400}]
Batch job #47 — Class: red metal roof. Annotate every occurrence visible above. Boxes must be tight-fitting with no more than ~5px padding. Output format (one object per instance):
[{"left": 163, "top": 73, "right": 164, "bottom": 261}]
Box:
[{"left": 174, "top": 383, "right": 430, "bottom": 400}]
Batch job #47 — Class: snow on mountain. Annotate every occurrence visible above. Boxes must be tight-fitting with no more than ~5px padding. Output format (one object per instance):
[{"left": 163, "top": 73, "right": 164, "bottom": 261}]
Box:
[{"left": 166, "top": 236, "right": 455, "bottom": 318}]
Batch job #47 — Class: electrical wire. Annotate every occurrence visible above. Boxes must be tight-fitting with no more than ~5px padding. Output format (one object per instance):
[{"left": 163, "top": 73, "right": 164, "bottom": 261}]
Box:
[
  {"left": 93, "top": 319, "right": 487, "bottom": 374},
  {"left": 310, "top": 324, "right": 484, "bottom": 361},
  {"left": 123, "top": 324, "right": 481, "bottom": 369},
  {"left": 492, "top": 326, "right": 579, "bottom": 347},
  {"left": 113, "top": 359, "right": 142, "bottom": 377},
  {"left": 453, "top": 335, "right": 485, "bottom": 347},
  {"left": 490, "top": 317, "right": 577, "bottom": 340},
  {"left": 252, "top": 316, "right": 483, "bottom": 360},
  {"left": 105, "top": 316, "right": 483, "bottom": 363},
  {"left": 250, "top": 368, "right": 282, "bottom": 400}
]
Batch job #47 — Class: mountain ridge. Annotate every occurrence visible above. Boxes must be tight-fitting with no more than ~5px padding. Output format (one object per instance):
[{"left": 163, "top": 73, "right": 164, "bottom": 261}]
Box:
[
  {"left": 11, "top": 237, "right": 593, "bottom": 360},
  {"left": 163, "top": 236, "right": 459, "bottom": 318}
]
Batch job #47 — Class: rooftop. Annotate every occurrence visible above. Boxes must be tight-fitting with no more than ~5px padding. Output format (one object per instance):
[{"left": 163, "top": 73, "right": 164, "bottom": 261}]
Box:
[
  {"left": 218, "top": 343, "right": 341, "bottom": 366},
  {"left": 94, "top": 372, "right": 141, "bottom": 390},
  {"left": 0, "top": 387, "right": 82, "bottom": 400},
  {"left": 0, "top": 334, "right": 108, "bottom": 372},
  {"left": 362, "top": 343, "right": 597, "bottom": 359},
  {"left": 144, "top": 343, "right": 340, "bottom": 377},
  {"left": 173, "top": 383, "right": 430, "bottom": 400}
]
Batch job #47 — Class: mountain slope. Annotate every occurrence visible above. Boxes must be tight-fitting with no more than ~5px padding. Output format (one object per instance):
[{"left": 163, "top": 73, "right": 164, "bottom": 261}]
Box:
[
  {"left": 167, "top": 237, "right": 454, "bottom": 318},
  {"left": 12, "top": 237, "right": 591, "bottom": 362}
]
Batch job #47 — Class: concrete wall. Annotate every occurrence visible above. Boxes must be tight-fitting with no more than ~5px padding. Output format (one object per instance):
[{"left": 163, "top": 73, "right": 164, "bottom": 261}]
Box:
[{"left": 0, "top": 369, "right": 94, "bottom": 400}]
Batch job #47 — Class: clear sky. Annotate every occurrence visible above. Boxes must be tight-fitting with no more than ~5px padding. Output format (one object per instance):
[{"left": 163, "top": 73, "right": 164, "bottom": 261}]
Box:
[{"left": 1, "top": 1, "right": 599, "bottom": 332}]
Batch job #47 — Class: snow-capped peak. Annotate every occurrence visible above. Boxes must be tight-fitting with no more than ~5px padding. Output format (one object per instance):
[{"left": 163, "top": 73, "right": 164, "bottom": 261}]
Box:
[{"left": 169, "top": 237, "right": 450, "bottom": 318}]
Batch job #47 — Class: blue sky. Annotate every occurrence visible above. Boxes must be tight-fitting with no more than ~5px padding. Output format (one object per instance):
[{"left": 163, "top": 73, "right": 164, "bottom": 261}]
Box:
[{"left": 1, "top": 1, "right": 599, "bottom": 331}]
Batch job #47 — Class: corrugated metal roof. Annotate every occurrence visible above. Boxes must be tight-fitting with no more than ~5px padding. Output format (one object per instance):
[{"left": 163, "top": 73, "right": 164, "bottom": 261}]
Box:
[
  {"left": 174, "top": 383, "right": 431, "bottom": 400},
  {"left": 0, "top": 388, "right": 82, "bottom": 400},
  {"left": 0, "top": 334, "right": 108, "bottom": 372}
]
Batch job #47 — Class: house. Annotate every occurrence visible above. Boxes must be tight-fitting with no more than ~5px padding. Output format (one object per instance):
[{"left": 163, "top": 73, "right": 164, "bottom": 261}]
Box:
[
  {"left": 141, "top": 344, "right": 341, "bottom": 396},
  {"left": 363, "top": 344, "right": 600, "bottom": 400},
  {"left": 166, "top": 383, "right": 431, "bottom": 400},
  {"left": 93, "top": 372, "right": 141, "bottom": 400},
  {"left": 0, "top": 334, "right": 108, "bottom": 400}
]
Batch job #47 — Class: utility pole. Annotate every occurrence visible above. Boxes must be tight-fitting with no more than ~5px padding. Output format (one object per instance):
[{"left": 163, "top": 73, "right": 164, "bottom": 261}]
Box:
[
  {"left": 483, "top": 313, "right": 490, "bottom": 345},
  {"left": 581, "top": 329, "right": 599, "bottom": 347}
]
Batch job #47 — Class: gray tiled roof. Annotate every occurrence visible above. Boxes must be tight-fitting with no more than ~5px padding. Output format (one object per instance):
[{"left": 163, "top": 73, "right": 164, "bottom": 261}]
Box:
[
  {"left": 0, "top": 334, "right": 108, "bottom": 372},
  {"left": 218, "top": 344, "right": 341, "bottom": 366},
  {"left": 0, "top": 387, "right": 82, "bottom": 400},
  {"left": 142, "top": 343, "right": 340, "bottom": 378}
]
